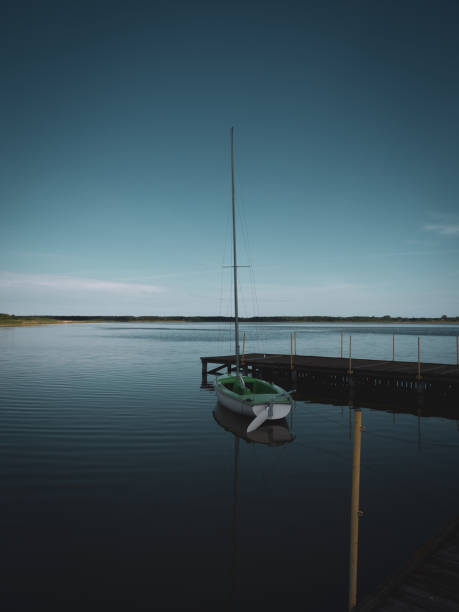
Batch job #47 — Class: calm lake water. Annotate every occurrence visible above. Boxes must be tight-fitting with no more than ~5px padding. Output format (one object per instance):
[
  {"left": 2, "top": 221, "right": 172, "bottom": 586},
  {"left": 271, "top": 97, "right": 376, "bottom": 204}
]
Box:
[{"left": 1, "top": 322, "right": 458, "bottom": 611}]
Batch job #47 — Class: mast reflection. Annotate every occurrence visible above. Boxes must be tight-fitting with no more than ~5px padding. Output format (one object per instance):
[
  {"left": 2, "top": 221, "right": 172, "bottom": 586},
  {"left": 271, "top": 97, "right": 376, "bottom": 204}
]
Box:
[{"left": 213, "top": 403, "right": 295, "bottom": 607}]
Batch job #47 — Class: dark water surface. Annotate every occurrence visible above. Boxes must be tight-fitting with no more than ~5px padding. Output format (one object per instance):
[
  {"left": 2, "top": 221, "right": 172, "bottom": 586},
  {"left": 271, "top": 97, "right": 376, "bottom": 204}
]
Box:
[{"left": 1, "top": 323, "right": 458, "bottom": 611}]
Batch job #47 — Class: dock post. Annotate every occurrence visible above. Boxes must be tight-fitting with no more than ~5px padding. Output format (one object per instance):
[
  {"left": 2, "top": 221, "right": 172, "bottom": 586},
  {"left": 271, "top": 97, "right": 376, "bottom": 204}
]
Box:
[
  {"left": 416, "top": 336, "right": 424, "bottom": 393},
  {"left": 348, "top": 336, "right": 353, "bottom": 372},
  {"left": 201, "top": 359, "right": 208, "bottom": 385},
  {"left": 417, "top": 336, "right": 421, "bottom": 380},
  {"left": 290, "top": 333, "right": 297, "bottom": 382},
  {"left": 417, "top": 337, "right": 421, "bottom": 379},
  {"left": 348, "top": 336, "right": 354, "bottom": 387},
  {"left": 348, "top": 409, "right": 362, "bottom": 612}
]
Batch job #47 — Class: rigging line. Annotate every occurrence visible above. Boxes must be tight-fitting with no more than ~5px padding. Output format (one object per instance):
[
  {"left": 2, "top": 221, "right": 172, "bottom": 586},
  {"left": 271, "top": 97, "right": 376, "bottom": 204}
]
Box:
[
  {"left": 238, "top": 276, "right": 249, "bottom": 318},
  {"left": 229, "top": 145, "right": 268, "bottom": 355},
  {"left": 238, "top": 195, "right": 264, "bottom": 350},
  {"left": 227, "top": 272, "right": 234, "bottom": 354},
  {"left": 217, "top": 243, "right": 231, "bottom": 325},
  {"left": 216, "top": 145, "right": 237, "bottom": 353},
  {"left": 236, "top": 172, "right": 254, "bottom": 266},
  {"left": 234, "top": 178, "right": 257, "bottom": 312},
  {"left": 231, "top": 150, "right": 264, "bottom": 331},
  {"left": 236, "top": 207, "right": 261, "bottom": 346},
  {"left": 220, "top": 164, "right": 232, "bottom": 268},
  {"left": 217, "top": 261, "right": 225, "bottom": 316},
  {"left": 216, "top": 257, "right": 226, "bottom": 336},
  {"left": 248, "top": 265, "right": 265, "bottom": 354},
  {"left": 218, "top": 270, "right": 233, "bottom": 352}
]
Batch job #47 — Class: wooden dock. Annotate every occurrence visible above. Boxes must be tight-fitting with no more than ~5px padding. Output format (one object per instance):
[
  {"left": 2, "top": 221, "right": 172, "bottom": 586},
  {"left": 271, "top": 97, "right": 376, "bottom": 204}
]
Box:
[
  {"left": 201, "top": 353, "right": 459, "bottom": 400},
  {"left": 355, "top": 515, "right": 459, "bottom": 611}
]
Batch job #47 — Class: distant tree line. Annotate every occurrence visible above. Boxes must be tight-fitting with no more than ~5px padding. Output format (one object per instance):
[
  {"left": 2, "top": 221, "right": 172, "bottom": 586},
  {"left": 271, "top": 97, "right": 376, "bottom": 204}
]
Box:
[
  {"left": 28, "top": 314, "right": 459, "bottom": 323},
  {"left": 2, "top": 313, "right": 459, "bottom": 324}
]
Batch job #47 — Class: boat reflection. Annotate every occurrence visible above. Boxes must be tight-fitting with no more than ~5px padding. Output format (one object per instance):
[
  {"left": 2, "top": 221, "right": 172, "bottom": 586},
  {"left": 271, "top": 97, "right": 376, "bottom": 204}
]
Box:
[{"left": 213, "top": 402, "right": 295, "bottom": 446}]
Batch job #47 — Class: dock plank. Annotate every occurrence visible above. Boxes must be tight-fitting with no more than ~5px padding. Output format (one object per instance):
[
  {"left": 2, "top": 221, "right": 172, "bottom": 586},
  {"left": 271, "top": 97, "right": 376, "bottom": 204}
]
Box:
[{"left": 355, "top": 516, "right": 459, "bottom": 612}]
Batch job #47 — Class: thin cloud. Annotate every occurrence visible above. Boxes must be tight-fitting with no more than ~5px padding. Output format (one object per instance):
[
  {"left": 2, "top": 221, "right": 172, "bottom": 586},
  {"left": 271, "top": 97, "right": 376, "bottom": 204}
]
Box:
[
  {"left": 424, "top": 224, "right": 459, "bottom": 236},
  {"left": 0, "top": 272, "right": 163, "bottom": 293}
]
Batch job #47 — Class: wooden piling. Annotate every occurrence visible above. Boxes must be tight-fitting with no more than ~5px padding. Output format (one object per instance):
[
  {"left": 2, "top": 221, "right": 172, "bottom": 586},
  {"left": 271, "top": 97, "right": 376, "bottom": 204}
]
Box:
[
  {"left": 202, "top": 358, "right": 208, "bottom": 384},
  {"left": 348, "top": 409, "right": 362, "bottom": 611},
  {"left": 348, "top": 336, "right": 353, "bottom": 375},
  {"left": 417, "top": 336, "right": 421, "bottom": 381}
]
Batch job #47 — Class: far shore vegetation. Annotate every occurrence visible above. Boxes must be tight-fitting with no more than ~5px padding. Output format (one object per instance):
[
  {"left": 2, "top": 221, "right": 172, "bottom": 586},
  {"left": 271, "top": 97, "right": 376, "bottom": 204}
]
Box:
[{"left": 1, "top": 313, "right": 458, "bottom": 327}]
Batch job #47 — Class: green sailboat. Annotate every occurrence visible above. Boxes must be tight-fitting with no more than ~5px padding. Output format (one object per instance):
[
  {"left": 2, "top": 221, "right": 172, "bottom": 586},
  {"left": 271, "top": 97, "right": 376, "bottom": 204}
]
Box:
[{"left": 214, "top": 128, "right": 292, "bottom": 433}]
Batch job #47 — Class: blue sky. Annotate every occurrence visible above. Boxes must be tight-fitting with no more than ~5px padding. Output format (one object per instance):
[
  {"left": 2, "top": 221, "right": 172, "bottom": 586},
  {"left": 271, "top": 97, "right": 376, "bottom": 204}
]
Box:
[{"left": 1, "top": 0, "right": 458, "bottom": 316}]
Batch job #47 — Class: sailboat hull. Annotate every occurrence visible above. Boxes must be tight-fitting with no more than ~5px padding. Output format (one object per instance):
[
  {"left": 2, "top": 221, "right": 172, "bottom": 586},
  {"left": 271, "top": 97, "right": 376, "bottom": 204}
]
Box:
[{"left": 215, "top": 375, "right": 291, "bottom": 420}]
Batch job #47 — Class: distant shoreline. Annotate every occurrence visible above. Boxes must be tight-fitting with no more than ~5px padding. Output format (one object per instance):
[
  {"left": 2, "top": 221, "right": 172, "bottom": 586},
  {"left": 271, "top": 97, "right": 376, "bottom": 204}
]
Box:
[{"left": 1, "top": 315, "right": 458, "bottom": 327}]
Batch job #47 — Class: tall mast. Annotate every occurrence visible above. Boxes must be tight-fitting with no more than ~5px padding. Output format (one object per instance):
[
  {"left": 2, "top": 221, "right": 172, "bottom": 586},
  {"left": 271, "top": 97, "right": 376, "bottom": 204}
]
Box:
[{"left": 230, "top": 127, "right": 240, "bottom": 375}]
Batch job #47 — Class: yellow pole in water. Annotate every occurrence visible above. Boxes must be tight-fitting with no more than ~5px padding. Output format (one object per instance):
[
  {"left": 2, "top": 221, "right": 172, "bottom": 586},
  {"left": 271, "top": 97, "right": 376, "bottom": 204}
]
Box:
[
  {"left": 348, "top": 409, "right": 362, "bottom": 611},
  {"left": 348, "top": 336, "right": 353, "bottom": 375},
  {"left": 392, "top": 334, "right": 395, "bottom": 361},
  {"left": 241, "top": 332, "right": 246, "bottom": 366},
  {"left": 417, "top": 336, "right": 421, "bottom": 381}
]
